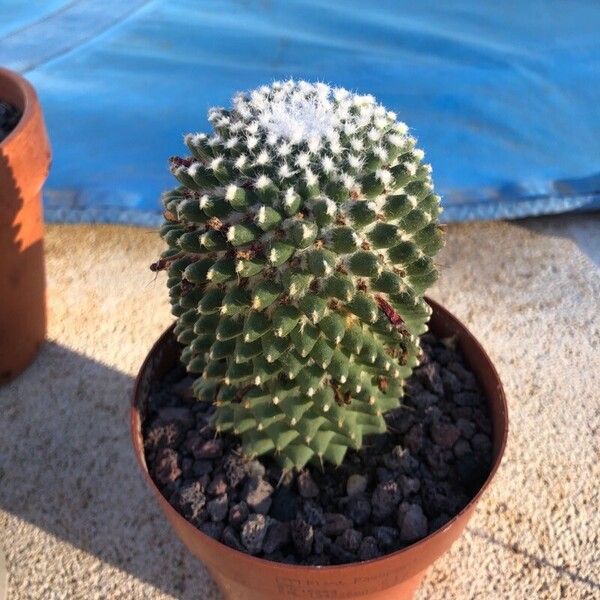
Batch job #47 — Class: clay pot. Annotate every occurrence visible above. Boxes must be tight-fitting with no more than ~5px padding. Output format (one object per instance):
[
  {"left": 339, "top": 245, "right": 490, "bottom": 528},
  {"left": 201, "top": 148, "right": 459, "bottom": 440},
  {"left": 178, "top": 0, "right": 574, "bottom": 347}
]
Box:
[
  {"left": 0, "top": 68, "right": 51, "bottom": 384},
  {"left": 131, "top": 298, "right": 508, "bottom": 600}
]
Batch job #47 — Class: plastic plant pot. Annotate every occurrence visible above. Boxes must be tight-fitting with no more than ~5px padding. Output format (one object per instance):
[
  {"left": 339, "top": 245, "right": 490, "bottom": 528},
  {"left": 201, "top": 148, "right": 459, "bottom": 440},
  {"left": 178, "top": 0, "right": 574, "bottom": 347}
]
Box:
[
  {"left": 0, "top": 67, "right": 51, "bottom": 384},
  {"left": 131, "top": 297, "right": 508, "bottom": 600}
]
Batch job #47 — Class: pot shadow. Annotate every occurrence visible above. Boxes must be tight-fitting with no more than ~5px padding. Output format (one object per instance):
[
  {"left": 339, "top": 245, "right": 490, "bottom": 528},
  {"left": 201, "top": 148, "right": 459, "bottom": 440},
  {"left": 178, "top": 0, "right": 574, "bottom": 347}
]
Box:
[
  {"left": 0, "top": 143, "right": 46, "bottom": 384},
  {"left": 0, "top": 341, "right": 221, "bottom": 599}
]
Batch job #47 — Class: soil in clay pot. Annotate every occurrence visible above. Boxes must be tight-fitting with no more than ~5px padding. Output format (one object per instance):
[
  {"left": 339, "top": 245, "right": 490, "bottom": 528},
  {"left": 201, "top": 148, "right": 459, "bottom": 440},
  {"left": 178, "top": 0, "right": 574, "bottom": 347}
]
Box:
[
  {"left": 0, "top": 101, "right": 21, "bottom": 142},
  {"left": 142, "top": 331, "right": 493, "bottom": 566}
]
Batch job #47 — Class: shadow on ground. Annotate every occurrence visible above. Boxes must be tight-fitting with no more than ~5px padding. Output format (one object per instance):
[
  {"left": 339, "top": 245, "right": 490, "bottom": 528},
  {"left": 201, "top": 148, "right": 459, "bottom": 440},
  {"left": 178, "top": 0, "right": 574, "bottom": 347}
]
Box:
[
  {"left": 515, "top": 212, "right": 600, "bottom": 268},
  {"left": 0, "top": 341, "right": 219, "bottom": 599}
]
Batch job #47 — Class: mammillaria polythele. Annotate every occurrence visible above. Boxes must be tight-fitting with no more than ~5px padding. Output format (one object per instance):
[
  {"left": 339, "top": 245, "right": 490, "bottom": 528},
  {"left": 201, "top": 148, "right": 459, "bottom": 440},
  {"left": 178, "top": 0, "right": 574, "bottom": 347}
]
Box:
[{"left": 154, "top": 80, "right": 443, "bottom": 470}]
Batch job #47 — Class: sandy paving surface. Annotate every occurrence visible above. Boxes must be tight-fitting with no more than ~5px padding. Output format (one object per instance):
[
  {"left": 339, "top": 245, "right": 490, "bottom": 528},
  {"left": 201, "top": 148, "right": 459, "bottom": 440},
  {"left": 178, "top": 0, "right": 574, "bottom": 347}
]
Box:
[{"left": 1, "top": 215, "right": 598, "bottom": 599}]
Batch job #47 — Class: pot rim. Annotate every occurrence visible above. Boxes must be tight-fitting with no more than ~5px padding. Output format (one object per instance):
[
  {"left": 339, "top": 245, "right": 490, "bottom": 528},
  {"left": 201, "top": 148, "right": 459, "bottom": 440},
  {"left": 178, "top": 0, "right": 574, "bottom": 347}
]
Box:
[
  {"left": 0, "top": 67, "right": 38, "bottom": 150},
  {"left": 131, "top": 296, "right": 508, "bottom": 572}
]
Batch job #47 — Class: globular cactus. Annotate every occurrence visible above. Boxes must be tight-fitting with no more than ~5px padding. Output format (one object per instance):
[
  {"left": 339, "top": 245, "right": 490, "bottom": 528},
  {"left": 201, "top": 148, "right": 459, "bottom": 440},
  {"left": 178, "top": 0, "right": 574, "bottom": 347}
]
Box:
[{"left": 155, "top": 80, "right": 443, "bottom": 471}]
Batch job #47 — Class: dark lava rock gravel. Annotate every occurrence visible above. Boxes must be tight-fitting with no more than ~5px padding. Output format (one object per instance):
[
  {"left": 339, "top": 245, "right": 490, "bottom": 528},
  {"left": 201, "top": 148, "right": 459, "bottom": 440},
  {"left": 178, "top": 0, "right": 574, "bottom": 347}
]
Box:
[
  {"left": 142, "top": 332, "right": 493, "bottom": 565},
  {"left": 0, "top": 101, "right": 21, "bottom": 143}
]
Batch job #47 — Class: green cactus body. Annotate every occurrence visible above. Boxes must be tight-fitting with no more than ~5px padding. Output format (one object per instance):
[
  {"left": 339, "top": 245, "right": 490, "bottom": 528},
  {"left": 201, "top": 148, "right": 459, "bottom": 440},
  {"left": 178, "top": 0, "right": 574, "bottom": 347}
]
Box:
[{"left": 158, "top": 81, "right": 443, "bottom": 470}]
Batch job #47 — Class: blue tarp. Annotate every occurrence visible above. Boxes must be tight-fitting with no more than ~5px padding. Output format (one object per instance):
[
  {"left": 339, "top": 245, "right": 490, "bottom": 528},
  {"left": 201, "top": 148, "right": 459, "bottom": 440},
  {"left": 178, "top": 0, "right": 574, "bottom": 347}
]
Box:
[{"left": 1, "top": 0, "right": 599, "bottom": 224}]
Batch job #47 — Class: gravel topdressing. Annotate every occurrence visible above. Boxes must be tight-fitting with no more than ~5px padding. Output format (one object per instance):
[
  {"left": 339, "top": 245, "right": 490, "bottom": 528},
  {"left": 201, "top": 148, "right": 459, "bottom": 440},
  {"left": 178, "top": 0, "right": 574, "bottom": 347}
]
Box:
[
  {"left": 142, "top": 331, "right": 493, "bottom": 566},
  {"left": 0, "top": 101, "right": 21, "bottom": 143}
]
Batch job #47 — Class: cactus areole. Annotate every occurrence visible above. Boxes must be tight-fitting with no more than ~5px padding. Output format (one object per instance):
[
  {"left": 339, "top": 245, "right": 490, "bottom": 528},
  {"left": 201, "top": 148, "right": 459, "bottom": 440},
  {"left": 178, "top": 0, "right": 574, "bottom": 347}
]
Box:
[{"left": 156, "top": 81, "right": 444, "bottom": 471}]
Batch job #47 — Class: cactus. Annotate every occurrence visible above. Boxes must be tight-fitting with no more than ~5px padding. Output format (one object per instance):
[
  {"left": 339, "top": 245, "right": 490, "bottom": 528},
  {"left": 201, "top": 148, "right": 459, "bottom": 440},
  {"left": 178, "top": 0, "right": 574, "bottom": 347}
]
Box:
[{"left": 155, "top": 81, "right": 444, "bottom": 471}]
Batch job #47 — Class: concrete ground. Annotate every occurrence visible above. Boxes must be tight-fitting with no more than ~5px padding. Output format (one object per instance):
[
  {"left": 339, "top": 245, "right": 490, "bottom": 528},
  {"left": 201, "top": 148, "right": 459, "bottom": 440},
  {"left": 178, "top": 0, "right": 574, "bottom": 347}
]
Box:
[{"left": 0, "top": 214, "right": 598, "bottom": 599}]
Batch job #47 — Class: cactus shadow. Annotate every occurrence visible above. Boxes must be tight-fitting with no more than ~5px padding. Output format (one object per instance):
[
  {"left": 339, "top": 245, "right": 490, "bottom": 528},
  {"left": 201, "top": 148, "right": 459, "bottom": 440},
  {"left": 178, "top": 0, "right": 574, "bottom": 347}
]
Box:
[{"left": 0, "top": 342, "right": 221, "bottom": 599}]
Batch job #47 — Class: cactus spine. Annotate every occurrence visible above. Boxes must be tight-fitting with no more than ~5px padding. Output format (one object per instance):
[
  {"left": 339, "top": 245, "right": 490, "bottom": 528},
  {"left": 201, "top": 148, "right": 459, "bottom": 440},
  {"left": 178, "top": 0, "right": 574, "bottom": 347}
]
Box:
[{"left": 157, "top": 81, "right": 443, "bottom": 470}]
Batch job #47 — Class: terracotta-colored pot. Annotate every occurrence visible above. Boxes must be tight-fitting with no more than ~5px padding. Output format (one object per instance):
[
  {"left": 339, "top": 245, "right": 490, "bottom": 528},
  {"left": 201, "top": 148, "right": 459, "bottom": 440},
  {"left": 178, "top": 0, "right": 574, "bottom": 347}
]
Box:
[
  {"left": 0, "top": 68, "right": 50, "bottom": 384},
  {"left": 131, "top": 298, "right": 508, "bottom": 600}
]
